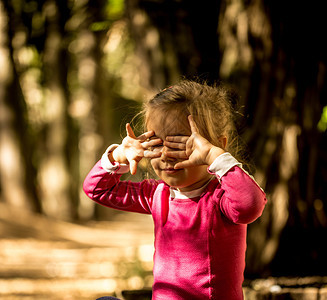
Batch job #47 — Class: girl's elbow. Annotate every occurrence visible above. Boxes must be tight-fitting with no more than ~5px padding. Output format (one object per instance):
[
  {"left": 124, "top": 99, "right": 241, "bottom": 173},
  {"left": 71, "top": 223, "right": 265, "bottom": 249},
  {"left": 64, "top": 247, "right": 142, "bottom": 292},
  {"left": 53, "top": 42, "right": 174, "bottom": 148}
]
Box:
[
  {"left": 246, "top": 197, "right": 267, "bottom": 224},
  {"left": 233, "top": 195, "right": 267, "bottom": 224},
  {"left": 83, "top": 178, "right": 94, "bottom": 199},
  {"left": 246, "top": 201, "right": 266, "bottom": 223}
]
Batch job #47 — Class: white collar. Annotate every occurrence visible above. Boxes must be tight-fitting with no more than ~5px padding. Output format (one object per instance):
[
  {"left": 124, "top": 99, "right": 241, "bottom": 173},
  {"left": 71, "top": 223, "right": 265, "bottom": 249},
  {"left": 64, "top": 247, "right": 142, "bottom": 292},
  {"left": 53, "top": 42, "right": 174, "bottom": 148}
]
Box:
[{"left": 169, "top": 178, "right": 213, "bottom": 199}]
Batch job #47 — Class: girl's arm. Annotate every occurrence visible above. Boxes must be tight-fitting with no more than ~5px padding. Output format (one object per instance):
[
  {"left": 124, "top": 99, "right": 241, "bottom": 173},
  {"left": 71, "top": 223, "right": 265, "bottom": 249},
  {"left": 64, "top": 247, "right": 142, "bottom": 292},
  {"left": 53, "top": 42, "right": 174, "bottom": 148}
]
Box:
[
  {"left": 83, "top": 155, "right": 158, "bottom": 214},
  {"left": 83, "top": 125, "right": 162, "bottom": 213},
  {"left": 164, "top": 115, "right": 266, "bottom": 224},
  {"left": 208, "top": 153, "right": 267, "bottom": 224}
]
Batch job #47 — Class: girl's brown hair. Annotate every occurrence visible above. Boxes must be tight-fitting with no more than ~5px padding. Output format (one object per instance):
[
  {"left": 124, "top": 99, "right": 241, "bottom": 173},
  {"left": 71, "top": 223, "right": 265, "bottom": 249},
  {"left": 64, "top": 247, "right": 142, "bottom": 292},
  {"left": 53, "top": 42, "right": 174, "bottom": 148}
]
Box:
[{"left": 142, "top": 79, "right": 247, "bottom": 167}]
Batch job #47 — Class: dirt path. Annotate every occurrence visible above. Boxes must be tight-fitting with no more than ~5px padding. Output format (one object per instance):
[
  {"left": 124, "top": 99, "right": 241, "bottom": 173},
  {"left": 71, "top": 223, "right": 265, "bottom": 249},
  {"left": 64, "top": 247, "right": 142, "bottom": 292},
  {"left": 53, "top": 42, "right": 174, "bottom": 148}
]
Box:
[
  {"left": 2, "top": 203, "right": 327, "bottom": 300},
  {"left": 0, "top": 203, "right": 154, "bottom": 299}
]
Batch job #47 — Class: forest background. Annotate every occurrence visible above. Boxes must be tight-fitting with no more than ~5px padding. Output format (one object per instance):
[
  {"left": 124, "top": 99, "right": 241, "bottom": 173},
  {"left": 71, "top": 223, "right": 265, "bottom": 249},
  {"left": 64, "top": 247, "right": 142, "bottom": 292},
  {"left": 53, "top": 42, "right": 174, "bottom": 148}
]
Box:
[{"left": 1, "top": 0, "right": 327, "bottom": 280}]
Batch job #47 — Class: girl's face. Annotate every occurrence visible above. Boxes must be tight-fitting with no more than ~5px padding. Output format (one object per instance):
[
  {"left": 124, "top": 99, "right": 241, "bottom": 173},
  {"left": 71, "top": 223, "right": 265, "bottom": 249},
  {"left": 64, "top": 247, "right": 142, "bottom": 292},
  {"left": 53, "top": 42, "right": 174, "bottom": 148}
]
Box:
[{"left": 146, "top": 108, "right": 212, "bottom": 192}]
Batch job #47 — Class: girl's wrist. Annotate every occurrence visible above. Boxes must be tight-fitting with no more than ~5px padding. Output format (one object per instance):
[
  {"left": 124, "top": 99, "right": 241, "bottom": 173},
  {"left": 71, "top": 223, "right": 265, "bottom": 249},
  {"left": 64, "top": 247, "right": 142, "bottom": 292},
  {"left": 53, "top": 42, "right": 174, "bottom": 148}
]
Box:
[
  {"left": 109, "top": 148, "right": 119, "bottom": 164},
  {"left": 206, "top": 146, "right": 226, "bottom": 165},
  {"left": 112, "top": 146, "right": 127, "bottom": 165}
]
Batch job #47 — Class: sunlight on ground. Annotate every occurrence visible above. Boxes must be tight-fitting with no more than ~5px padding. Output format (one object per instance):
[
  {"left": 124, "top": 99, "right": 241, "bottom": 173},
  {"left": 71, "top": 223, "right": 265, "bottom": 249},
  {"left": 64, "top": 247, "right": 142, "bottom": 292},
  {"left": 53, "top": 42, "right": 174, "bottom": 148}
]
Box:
[
  {"left": 0, "top": 205, "right": 154, "bottom": 299},
  {"left": 0, "top": 238, "right": 154, "bottom": 299}
]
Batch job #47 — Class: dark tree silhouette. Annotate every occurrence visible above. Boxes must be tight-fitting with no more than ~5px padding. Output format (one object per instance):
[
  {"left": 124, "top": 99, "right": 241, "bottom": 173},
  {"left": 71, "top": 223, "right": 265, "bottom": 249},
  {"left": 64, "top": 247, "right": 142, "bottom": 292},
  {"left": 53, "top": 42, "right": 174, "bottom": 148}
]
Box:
[{"left": 125, "top": 0, "right": 327, "bottom": 276}]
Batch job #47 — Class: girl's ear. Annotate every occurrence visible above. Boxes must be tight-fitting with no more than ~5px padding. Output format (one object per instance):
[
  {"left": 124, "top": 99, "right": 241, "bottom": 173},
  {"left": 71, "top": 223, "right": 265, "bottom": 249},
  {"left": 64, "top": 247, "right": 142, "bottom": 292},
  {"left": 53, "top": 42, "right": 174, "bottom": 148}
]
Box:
[{"left": 218, "top": 136, "right": 227, "bottom": 149}]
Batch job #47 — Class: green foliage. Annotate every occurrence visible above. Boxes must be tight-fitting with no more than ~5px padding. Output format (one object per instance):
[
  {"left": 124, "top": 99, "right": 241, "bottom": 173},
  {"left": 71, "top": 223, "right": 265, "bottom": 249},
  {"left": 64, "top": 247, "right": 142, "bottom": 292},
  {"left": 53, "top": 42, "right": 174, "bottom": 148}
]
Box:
[
  {"left": 318, "top": 106, "right": 327, "bottom": 132},
  {"left": 90, "top": 21, "right": 112, "bottom": 32},
  {"left": 90, "top": 0, "right": 125, "bottom": 31},
  {"left": 106, "top": 0, "right": 125, "bottom": 20}
]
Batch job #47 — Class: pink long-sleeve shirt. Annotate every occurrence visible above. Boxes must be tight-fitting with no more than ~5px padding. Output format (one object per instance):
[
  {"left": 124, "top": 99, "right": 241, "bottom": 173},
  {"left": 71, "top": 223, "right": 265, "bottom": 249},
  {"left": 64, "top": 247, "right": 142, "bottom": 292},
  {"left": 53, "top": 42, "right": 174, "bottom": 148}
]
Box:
[{"left": 83, "top": 151, "right": 266, "bottom": 300}]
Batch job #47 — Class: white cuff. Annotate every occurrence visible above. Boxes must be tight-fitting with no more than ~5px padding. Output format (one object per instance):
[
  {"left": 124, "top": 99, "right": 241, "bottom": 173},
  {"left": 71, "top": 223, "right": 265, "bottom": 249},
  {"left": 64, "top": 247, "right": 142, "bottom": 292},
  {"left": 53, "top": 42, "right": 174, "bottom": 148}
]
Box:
[
  {"left": 101, "top": 144, "right": 130, "bottom": 174},
  {"left": 208, "top": 152, "right": 264, "bottom": 191},
  {"left": 208, "top": 152, "right": 242, "bottom": 180}
]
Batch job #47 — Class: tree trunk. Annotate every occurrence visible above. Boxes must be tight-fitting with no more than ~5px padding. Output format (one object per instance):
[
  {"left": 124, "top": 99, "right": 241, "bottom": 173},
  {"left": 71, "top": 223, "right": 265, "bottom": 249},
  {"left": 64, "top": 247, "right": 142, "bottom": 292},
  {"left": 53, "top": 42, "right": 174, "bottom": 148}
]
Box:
[{"left": 0, "top": 0, "right": 39, "bottom": 212}]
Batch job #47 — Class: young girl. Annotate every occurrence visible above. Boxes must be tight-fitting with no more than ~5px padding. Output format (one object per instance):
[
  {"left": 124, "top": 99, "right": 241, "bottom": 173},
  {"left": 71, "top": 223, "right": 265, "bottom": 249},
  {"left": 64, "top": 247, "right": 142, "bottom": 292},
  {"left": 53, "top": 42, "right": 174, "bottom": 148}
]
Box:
[{"left": 83, "top": 80, "right": 267, "bottom": 300}]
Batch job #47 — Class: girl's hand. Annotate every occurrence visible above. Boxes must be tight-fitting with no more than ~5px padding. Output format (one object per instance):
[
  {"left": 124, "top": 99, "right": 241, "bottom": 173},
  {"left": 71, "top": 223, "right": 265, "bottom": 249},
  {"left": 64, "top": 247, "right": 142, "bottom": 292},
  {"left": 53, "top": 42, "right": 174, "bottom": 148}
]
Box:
[
  {"left": 164, "top": 115, "right": 226, "bottom": 169},
  {"left": 112, "top": 123, "right": 162, "bottom": 175}
]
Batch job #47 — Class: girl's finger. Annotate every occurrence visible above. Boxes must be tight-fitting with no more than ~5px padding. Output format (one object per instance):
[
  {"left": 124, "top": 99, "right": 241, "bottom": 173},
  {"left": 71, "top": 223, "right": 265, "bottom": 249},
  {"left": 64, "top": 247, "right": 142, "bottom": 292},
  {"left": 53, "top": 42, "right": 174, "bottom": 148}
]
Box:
[
  {"left": 142, "top": 138, "right": 162, "bottom": 148},
  {"left": 144, "top": 150, "right": 162, "bottom": 158},
  {"left": 188, "top": 115, "right": 199, "bottom": 134},
  {"left": 173, "top": 160, "right": 193, "bottom": 169},
  {"left": 137, "top": 130, "right": 155, "bottom": 141},
  {"left": 126, "top": 123, "right": 137, "bottom": 138},
  {"left": 165, "top": 135, "right": 189, "bottom": 143},
  {"left": 129, "top": 160, "right": 138, "bottom": 175},
  {"left": 165, "top": 150, "right": 188, "bottom": 159},
  {"left": 164, "top": 141, "right": 186, "bottom": 150}
]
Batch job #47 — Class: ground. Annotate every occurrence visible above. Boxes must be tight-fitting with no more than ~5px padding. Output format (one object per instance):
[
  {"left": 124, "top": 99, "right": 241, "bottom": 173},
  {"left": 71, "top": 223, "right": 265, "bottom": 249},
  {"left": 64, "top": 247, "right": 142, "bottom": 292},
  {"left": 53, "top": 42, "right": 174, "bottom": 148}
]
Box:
[
  {"left": 0, "top": 203, "right": 154, "bottom": 299},
  {"left": 1, "top": 202, "right": 327, "bottom": 300}
]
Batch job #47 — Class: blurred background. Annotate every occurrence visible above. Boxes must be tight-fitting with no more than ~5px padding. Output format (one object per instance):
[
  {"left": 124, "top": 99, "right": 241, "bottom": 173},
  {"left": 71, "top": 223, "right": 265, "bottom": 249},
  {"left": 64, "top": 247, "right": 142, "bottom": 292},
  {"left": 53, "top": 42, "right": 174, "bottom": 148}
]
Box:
[{"left": 0, "top": 0, "right": 327, "bottom": 299}]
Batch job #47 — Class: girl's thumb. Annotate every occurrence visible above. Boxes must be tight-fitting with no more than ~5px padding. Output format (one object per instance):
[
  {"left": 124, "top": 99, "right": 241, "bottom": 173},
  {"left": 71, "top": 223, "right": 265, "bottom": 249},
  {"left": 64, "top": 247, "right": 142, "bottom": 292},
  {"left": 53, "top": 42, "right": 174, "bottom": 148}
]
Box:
[{"left": 130, "top": 160, "right": 137, "bottom": 175}]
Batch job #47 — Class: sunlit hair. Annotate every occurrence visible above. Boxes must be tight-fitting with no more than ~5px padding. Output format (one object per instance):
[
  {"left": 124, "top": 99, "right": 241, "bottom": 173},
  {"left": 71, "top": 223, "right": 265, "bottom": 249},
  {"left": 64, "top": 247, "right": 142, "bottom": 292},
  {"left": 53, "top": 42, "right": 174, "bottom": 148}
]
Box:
[{"left": 142, "top": 79, "right": 246, "bottom": 165}]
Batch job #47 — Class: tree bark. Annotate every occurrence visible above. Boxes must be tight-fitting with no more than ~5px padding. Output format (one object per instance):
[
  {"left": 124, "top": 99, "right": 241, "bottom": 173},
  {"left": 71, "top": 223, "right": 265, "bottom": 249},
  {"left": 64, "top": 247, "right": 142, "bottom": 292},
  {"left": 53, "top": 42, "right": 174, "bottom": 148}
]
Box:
[{"left": 0, "top": 0, "right": 40, "bottom": 212}]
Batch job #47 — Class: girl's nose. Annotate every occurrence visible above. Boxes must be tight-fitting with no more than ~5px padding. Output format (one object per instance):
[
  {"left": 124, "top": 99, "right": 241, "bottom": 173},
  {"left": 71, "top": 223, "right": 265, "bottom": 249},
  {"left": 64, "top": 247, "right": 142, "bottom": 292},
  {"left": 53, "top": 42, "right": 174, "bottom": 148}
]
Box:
[{"left": 160, "top": 146, "right": 176, "bottom": 161}]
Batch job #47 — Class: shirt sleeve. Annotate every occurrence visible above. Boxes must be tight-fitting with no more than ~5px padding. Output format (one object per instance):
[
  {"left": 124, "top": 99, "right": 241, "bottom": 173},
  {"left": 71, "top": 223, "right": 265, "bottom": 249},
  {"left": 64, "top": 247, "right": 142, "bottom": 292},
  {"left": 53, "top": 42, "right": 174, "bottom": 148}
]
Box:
[
  {"left": 208, "top": 152, "right": 242, "bottom": 181},
  {"left": 209, "top": 152, "right": 267, "bottom": 224},
  {"left": 83, "top": 146, "right": 158, "bottom": 214},
  {"left": 101, "top": 144, "right": 130, "bottom": 174}
]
